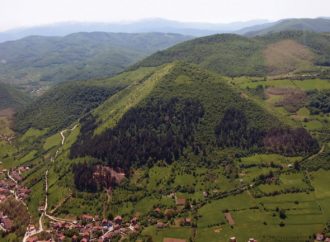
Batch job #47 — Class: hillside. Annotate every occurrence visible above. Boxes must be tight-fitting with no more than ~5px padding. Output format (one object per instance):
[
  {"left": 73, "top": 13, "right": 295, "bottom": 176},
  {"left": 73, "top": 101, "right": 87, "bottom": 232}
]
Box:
[
  {"left": 0, "top": 83, "right": 31, "bottom": 111},
  {"left": 135, "top": 31, "right": 330, "bottom": 76},
  {"left": 70, "top": 62, "right": 319, "bottom": 172},
  {"left": 244, "top": 18, "right": 330, "bottom": 36},
  {"left": 0, "top": 32, "right": 192, "bottom": 87},
  {"left": 13, "top": 67, "right": 159, "bottom": 133},
  {"left": 2, "top": 31, "right": 330, "bottom": 242}
]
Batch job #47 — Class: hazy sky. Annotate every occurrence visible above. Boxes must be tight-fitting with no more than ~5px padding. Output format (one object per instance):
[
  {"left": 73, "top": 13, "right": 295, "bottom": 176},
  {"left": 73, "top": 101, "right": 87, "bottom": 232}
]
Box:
[{"left": 1, "top": 0, "right": 329, "bottom": 31}]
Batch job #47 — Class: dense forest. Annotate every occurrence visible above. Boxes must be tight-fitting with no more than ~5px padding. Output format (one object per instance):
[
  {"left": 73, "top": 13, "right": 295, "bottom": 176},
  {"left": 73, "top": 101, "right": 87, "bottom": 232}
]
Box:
[
  {"left": 215, "top": 108, "right": 319, "bottom": 156},
  {"left": 72, "top": 163, "right": 118, "bottom": 192},
  {"left": 71, "top": 98, "right": 204, "bottom": 171},
  {"left": 308, "top": 90, "right": 330, "bottom": 114},
  {"left": 215, "top": 108, "right": 264, "bottom": 149},
  {"left": 15, "top": 83, "right": 118, "bottom": 133},
  {"left": 263, "top": 128, "right": 319, "bottom": 156}
]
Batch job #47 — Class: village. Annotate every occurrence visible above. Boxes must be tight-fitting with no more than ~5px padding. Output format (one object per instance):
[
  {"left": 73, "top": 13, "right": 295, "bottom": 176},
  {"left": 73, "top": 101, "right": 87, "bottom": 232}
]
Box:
[{"left": 1, "top": 164, "right": 330, "bottom": 241}]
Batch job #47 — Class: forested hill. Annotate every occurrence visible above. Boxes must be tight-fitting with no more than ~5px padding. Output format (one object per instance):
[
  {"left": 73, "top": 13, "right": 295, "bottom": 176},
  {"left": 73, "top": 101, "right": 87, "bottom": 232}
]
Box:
[
  {"left": 134, "top": 31, "right": 330, "bottom": 76},
  {"left": 243, "top": 18, "right": 330, "bottom": 36},
  {"left": 0, "top": 32, "right": 192, "bottom": 85}
]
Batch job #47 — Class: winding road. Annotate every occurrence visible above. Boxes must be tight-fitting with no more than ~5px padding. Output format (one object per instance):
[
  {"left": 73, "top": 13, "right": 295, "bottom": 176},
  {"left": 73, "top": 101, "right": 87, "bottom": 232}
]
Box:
[{"left": 23, "top": 125, "right": 78, "bottom": 242}]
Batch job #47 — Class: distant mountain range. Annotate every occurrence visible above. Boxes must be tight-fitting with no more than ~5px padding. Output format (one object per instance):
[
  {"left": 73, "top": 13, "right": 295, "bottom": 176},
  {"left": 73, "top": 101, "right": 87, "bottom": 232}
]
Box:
[
  {"left": 1, "top": 18, "right": 330, "bottom": 44},
  {"left": 0, "top": 18, "right": 269, "bottom": 42},
  {"left": 0, "top": 32, "right": 192, "bottom": 86}
]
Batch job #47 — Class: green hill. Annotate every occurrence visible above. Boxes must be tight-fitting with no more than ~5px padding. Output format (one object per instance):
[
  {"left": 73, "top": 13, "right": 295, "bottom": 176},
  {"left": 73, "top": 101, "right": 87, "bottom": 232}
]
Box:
[
  {"left": 70, "top": 62, "right": 318, "bottom": 173},
  {"left": 245, "top": 18, "right": 330, "bottom": 36},
  {"left": 135, "top": 31, "right": 330, "bottom": 76},
  {"left": 4, "top": 30, "right": 330, "bottom": 242},
  {"left": 0, "top": 32, "right": 192, "bottom": 86}
]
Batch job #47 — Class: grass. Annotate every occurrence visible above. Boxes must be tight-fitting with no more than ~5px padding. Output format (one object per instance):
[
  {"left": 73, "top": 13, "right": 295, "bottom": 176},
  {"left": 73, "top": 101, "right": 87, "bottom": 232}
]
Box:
[
  {"left": 43, "top": 132, "right": 61, "bottom": 151},
  {"left": 237, "top": 78, "right": 330, "bottom": 91},
  {"left": 3, "top": 149, "right": 38, "bottom": 169},
  {"left": 311, "top": 170, "right": 330, "bottom": 220},
  {"left": 142, "top": 226, "right": 192, "bottom": 242},
  {"left": 19, "top": 128, "right": 47, "bottom": 142},
  {"left": 197, "top": 192, "right": 257, "bottom": 228},
  {"left": 239, "top": 154, "right": 301, "bottom": 167},
  {"left": 0, "top": 116, "right": 14, "bottom": 136}
]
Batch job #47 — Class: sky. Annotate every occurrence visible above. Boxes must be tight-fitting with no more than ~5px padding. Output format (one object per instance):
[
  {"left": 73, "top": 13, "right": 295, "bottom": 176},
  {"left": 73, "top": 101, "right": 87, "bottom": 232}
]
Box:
[{"left": 1, "top": 0, "right": 329, "bottom": 31}]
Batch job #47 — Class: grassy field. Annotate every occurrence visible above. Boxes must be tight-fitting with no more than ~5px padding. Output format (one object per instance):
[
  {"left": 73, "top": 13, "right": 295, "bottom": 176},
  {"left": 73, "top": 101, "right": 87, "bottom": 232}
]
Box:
[{"left": 236, "top": 78, "right": 330, "bottom": 91}]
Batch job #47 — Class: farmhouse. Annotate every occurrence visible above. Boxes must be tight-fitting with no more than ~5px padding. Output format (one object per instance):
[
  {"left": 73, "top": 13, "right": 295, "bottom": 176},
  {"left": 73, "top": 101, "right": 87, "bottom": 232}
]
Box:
[{"left": 175, "top": 197, "right": 186, "bottom": 206}]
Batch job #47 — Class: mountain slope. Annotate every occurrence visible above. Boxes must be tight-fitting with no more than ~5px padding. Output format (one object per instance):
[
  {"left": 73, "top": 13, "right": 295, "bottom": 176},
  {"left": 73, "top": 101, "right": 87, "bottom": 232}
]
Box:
[
  {"left": 135, "top": 31, "right": 330, "bottom": 76},
  {"left": 0, "top": 83, "right": 31, "bottom": 110},
  {"left": 244, "top": 18, "right": 330, "bottom": 36},
  {"left": 70, "top": 62, "right": 309, "bottom": 172},
  {"left": 14, "top": 66, "right": 159, "bottom": 133},
  {"left": 0, "top": 32, "right": 192, "bottom": 86}
]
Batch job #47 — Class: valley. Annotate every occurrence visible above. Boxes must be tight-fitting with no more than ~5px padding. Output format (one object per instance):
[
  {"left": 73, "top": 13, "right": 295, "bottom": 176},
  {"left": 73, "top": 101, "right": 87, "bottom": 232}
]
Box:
[{"left": 1, "top": 22, "right": 330, "bottom": 242}]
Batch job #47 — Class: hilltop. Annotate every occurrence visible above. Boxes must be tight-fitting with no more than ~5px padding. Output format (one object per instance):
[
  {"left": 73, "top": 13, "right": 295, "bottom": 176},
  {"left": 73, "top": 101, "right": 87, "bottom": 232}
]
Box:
[{"left": 135, "top": 31, "right": 330, "bottom": 76}]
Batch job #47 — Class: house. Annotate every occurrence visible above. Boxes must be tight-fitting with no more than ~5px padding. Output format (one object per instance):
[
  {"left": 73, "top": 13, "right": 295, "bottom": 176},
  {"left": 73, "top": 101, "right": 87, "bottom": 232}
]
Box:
[
  {"left": 81, "top": 214, "right": 94, "bottom": 222},
  {"left": 57, "top": 233, "right": 65, "bottom": 241},
  {"left": 175, "top": 197, "right": 186, "bottom": 206},
  {"left": 156, "top": 222, "right": 167, "bottom": 229},
  {"left": 229, "top": 237, "right": 237, "bottom": 242},
  {"left": 316, "top": 233, "right": 325, "bottom": 241},
  {"left": 130, "top": 217, "right": 138, "bottom": 225},
  {"left": 248, "top": 238, "right": 258, "bottom": 242},
  {"left": 26, "top": 236, "right": 38, "bottom": 242},
  {"left": 72, "top": 235, "right": 78, "bottom": 242},
  {"left": 182, "top": 218, "right": 191, "bottom": 226},
  {"left": 11, "top": 171, "right": 22, "bottom": 181},
  {"left": 1, "top": 217, "right": 13, "bottom": 232},
  {"left": 154, "top": 207, "right": 162, "bottom": 213},
  {"left": 114, "top": 215, "right": 122, "bottom": 224}
]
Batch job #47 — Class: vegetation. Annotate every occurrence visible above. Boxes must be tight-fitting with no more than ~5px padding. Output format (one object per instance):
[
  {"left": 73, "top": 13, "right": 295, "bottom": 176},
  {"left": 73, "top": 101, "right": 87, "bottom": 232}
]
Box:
[
  {"left": 71, "top": 98, "right": 204, "bottom": 171},
  {"left": 0, "top": 32, "right": 191, "bottom": 86},
  {"left": 308, "top": 90, "right": 330, "bottom": 114},
  {"left": 135, "top": 31, "right": 330, "bottom": 76},
  {"left": 246, "top": 18, "right": 330, "bottom": 36},
  {"left": 15, "top": 81, "right": 120, "bottom": 133},
  {"left": 0, "top": 83, "right": 31, "bottom": 110},
  {"left": 3, "top": 29, "right": 330, "bottom": 242}
]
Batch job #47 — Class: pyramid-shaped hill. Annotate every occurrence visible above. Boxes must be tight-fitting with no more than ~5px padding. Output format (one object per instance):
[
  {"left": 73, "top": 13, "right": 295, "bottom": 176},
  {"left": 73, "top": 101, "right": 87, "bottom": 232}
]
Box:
[{"left": 70, "top": 62, "right": 318, "bottom": 171}]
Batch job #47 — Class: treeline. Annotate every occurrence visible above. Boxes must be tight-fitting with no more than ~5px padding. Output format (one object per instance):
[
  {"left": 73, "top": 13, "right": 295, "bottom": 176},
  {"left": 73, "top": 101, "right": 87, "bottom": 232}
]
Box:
[
  {"left": 71, "top": 98, "right": 204, "bottom": 171},
  {"left": 216, "top": 108, "right": 319, "bottom": 156}
]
